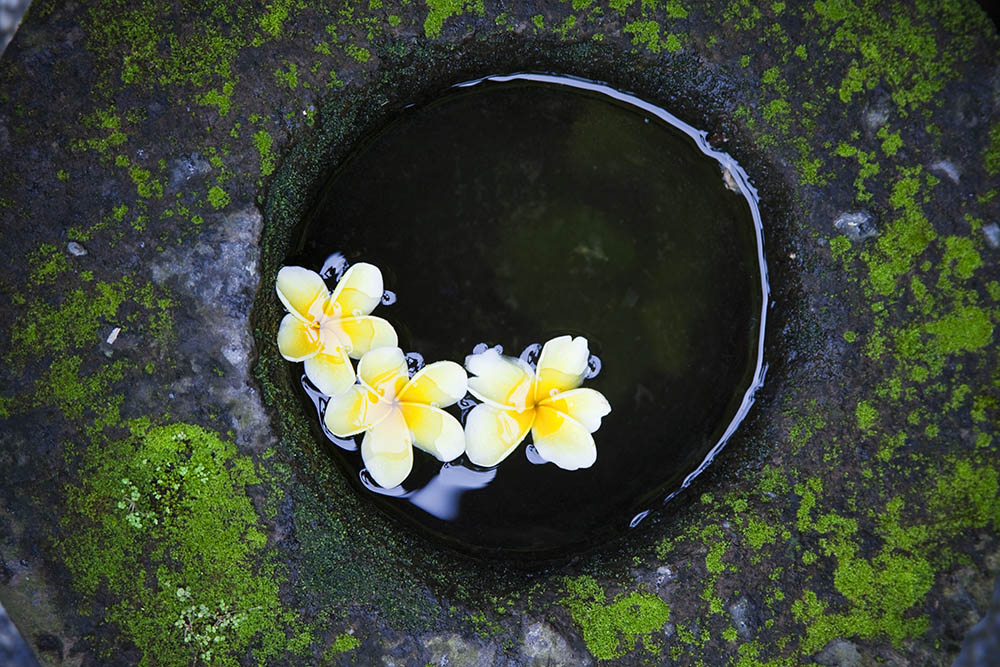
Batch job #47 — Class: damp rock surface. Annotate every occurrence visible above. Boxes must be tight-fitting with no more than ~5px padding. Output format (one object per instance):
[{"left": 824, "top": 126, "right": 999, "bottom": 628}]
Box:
[{"left": 0, "top": 1, "right": 998, "bottom": 666}]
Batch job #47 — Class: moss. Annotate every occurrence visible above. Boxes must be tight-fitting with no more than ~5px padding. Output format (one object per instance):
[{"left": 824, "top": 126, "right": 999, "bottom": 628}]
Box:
[
  {"left": 562, "top": 576, "right": 670, "bottom": 661},
  {"left": 274, "top": 61, "right": 299, "bottom": 89},
  {"left": 744, "top": 516, "right": 779, "bottom": 550},
  {"left": 327, "top": 632, "right": 361, "bottom": 655},
  {"left": 129, "top": 166, "right": 163, "bottom": 199},
  {"left": 855, "top": 400, "right": 878, "bottom": 431},
  {"left": 863, "top": 169, "right": 937, "bottom": 296},
  {"left": 10, "top": 281, "right": 127, "bottom": 360},
  {"left": 344, "top": 44, "right": 372, "bottom": 63},
  {"left": 208, "top": 185, "right": 231, "bottom": 210},
  {"left": 28, "top": 243, "right": 70, "bottom": 286},
  {"left": 985, "top": 120, "right": 1000, "bottom": 176},
  {"left": 259, "top": 0, "right": 294, "bottom": 38},
  {"left": 704, "top": 537, "right": 729, "bottom": 574},
  {"left": 56, "top": 422, "right": 290, "bottom": 665},
  {"left": 928, "top": 459, "right": 1000, "bottom": 532},
  {"left": 815, "top": 0, "right": 985, "bottom": 112},
  {"left": 253, "top": 129, "right": 277, "bottom": 176},
  {"left": 423, "top": 0, "right": 484, "bottom": 39},
  {"left": 198, "top": 81, "right": 236, "bottom": 116},
  {"left": 554, "top": 15, "right": 578, "bottom": 40},
  {"left": 878, "top": 127, "right": 903, "bottom": 156},
  {"left": 624, "top": 19, "right": 665, "bottom": 53},
  {"left": 81, "top": 0, "right": 321, "bottom": 92}
]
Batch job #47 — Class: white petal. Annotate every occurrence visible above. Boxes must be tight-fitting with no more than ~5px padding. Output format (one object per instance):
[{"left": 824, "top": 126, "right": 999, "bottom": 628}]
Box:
[
  {"left": 358, "top": 346, "right": 409, "bottom": 400},
  {"left": 276, "top": 266, "right": 329, "bottom": 321},
  {"left": 324, "top": 385, "right": 392, "bottom": 437},
  {"left": 465, "top": 348, "right": 535, "bottom": 412},
  {"left": 398, "top": 361, "right": 468, "bottom": 408},
  {"left": 538, "top": 388, "right": 611, "bottom": 433},
  {"left": 329, "top": 262, "right": 384, "bottom": 318},
  {"left": 535, "top": 335, "right": 590, "bottom": 402},
  {"left": 361, "top": 408, "right": 413, "bottom": 488},
  {"left": 276, "top": 313, "right": 320, "bottom": 361},
  {"left": 463, "top": 403, "right": 534, "bottom": 467},
  {"left": 400, "top": 403, "right": 466, "bottom": 462},
  {"left": 303, "top": 346, "right": 356, "bottom": 397},
  {"left": 531, "top": 405, "right": 597, "bottom": 470},
  {"left": 332, "top": 316, "right": 398, "bottom": 359}
]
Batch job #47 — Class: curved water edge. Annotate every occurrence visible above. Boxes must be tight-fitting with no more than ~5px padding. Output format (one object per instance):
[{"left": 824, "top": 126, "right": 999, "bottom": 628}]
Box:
[{"left": 457, "top": 73, "right": 772, "bottom": 527}]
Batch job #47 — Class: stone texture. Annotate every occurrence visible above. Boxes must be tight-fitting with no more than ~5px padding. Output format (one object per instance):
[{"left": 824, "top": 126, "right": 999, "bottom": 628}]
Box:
[
  {"left": 813, "top": 639, "right": 862, "bottom": 667},
  {"left": 423, "top": 633, "right": 498, "bottom": 667},
  {"left": 0, "top": 2, "right": 997, "bottom": 666},
  {"left": 521, "top": 620, "right": 590, "bottom": 667}
]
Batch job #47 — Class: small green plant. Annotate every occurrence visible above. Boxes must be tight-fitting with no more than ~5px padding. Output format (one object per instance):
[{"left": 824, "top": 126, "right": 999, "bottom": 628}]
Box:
[{"left": 174, "top": 588, "right": 257, "bottom": 664}]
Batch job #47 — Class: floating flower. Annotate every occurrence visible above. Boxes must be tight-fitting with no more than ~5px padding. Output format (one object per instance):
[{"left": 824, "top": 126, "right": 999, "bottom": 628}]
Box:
[
  {"left": 324, "top": 346, "right": 468, "bottom": 488},
  {"left": 275, "top": 264, "right": 397, "bottom": 397},
  {"left": 464, "top": 336, "right": 611, "bottom": 470}
]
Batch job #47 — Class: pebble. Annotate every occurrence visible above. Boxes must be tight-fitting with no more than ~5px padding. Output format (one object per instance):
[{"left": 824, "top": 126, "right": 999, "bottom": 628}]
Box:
[
  {"left": 928, "top": 160, "right": 960, "bottom": 184},
  {"left": 982, "top": 223, "right": 999, "bottom": 250},
  {"left": 813, "top": 638, "right": 861, "bottom": 667},
  {"left": 833, "top": 210, "right": 878, "bottom": 242},
  {"left": 728, "top": 596, "right": 761, "bottom": 640}
]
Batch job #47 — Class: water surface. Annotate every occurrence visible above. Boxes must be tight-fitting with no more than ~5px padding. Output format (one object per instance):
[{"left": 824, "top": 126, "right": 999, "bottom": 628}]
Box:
[{"left": 293, "top": 74, "right": 767, "bottom": 557}]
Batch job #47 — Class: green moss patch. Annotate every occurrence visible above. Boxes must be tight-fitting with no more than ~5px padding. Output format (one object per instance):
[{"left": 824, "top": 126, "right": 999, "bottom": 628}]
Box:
[
  {"left": 56, "top": 421, "right": 293, "bottom": 665},
  {"left": 562, "top": 576, "right": 670, "bottom": 660}
]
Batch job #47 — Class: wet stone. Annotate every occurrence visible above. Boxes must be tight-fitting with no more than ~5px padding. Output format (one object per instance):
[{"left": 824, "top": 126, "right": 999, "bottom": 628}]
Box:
[
  {"left": 422, "top": 633, "right": 497, "bottom": 667},
  {"left": 65, "top": 241, "right": 86, "bottom": 256},
  {"left": 727, "top": 595, "right": 761, "bottom": 641},
  {"left": 521, "top": 620, "right": 589, "bottom": 667},
  {"left": 833, "top": 210, "right": 879, "bottom": 242},
  {"left": 813, "top": 638, "right": 862, "bottom": 667},
  {"left": 928, "top": 159, "right": 961, "bottom": 184},
  {"left": 953, "top": 575, "right": 1000, "bottom": 667},
  {"left": 982, "top": 223, "right": 1000, "bottom": 249}
]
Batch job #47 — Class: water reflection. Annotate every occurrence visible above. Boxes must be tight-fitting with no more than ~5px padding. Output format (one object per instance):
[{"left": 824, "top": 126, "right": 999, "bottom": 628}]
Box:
[{"left": 408, "top": 463, "right": 496, "bottom": 520}]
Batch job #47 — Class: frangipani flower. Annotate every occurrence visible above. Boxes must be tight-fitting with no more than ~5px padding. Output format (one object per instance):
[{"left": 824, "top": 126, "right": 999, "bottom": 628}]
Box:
[
  {"left": 464, "top": 336, "right": 611, "bottom": 470},
  {"left": 276, "top": 264, "right": 397, "bottom": 397},
  {"left": 324, "top": 346, "right": 468, "bottom": 488}
]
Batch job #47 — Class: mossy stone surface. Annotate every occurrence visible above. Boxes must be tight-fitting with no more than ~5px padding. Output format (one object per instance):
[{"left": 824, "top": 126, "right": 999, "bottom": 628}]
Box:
[{"left": 0, "top": 1, "right": 997, "bottom": 665}]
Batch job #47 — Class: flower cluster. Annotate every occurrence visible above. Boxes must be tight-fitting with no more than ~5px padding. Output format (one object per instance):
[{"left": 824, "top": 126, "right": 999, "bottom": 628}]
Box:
[{"left": 276, "top": 262, "right": 611, "bottom": 488}]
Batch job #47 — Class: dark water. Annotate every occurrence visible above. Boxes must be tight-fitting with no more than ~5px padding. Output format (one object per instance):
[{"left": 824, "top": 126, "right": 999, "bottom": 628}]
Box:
[{"left": 292, "top": 75, "right": 766, "bottom": 558}]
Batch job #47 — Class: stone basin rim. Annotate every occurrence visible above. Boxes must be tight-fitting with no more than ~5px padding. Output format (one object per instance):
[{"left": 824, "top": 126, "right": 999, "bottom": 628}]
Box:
[{"left": 254, "top": 45, "right": 795, "bottom": 568}]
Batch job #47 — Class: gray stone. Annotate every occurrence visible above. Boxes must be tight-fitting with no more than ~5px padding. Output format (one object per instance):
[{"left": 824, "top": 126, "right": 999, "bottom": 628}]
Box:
[
  {"left": 423, "top": 632, "right": 497, "bottom": 667},
  {"left": 656, "top": 565, "right": 677, "bottom": 587},
  {"left": 0, "top": 601, "right": 38, "bottom": 667},
  {"left": 521, "top": 620, "right": 590, "bottom": 667},
  {"left": 168, "top": 153, "right": 213, "bottom": 189},
  {"left": 983, "top": 223, "right": 1000, "bottom": 250},
  {"left": 929, "top": 160, "right": 961, "bottom": 184},
  {"left": 953, "top": 574, "right": 1000, "bottom": 667},
  {"left": 728, "top": 596, "right": 760, "bottom": 640},
  {"left": 150, "top": 206, "right": 272, "bottom": 452},
  {"left": 813, "top": 638, "right": 861, "bottom": 667},
  {"left": 833, "top": 210, "right": 879, "bottom": 242},
  {"left": 863, "top": 101, "right": 891, "bottom": 134}
]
